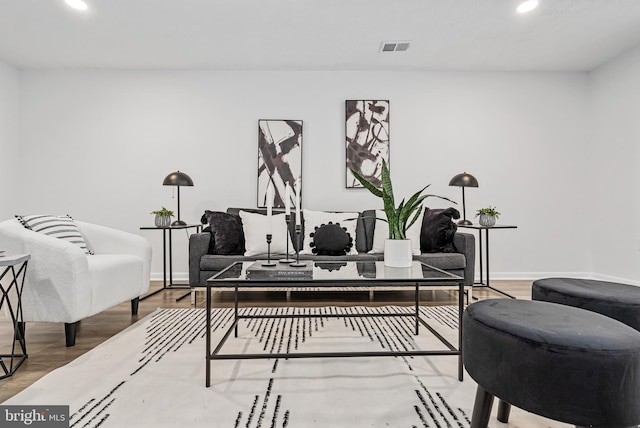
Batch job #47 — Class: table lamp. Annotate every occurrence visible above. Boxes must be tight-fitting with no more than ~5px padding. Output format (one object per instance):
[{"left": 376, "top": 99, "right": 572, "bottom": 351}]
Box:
[
  {"left": 448, "top": 172, "right": 478, "bottom": 225},
  {"left": 163, "top": 171, "right": 194, "bottom": 226}
]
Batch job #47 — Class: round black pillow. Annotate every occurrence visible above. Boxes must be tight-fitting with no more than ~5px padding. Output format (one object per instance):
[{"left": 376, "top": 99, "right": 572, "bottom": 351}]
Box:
[{"left": 309, "top": 222, "right": 353, "bottom": 256}]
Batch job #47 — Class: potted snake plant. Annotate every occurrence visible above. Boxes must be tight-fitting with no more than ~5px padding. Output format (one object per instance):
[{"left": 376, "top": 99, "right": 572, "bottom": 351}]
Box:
[{"left": 350, "top": 159, "right": 452, "bottom": 267}]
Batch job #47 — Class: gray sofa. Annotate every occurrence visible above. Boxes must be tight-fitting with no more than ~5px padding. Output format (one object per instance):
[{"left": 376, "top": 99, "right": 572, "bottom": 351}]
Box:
[{"left": 189, "top": 207, "right": 475, "bottom": 288}]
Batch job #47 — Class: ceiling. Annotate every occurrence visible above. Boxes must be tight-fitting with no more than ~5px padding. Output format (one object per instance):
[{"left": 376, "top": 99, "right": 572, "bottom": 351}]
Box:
[{"left": 2, "top": 0, "right": 640, "bottom": 72}]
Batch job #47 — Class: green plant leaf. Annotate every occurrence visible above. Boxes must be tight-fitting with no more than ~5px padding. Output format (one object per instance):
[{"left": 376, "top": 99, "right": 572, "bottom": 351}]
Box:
[{"left": 350, "top": 168, "right": 383, "bottom": 197}]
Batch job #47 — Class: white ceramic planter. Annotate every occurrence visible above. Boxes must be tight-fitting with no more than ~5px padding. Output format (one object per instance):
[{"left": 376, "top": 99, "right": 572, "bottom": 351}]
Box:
[{"left": 384, "top": 239, "right": 413, "bottom": 268}]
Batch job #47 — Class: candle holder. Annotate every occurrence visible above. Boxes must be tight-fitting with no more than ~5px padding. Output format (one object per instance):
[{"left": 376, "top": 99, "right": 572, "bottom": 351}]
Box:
[
  {"left": 279, "top": 214, "right": 295, "bottom": 264},
  {"left": 262, "top": 234, "right": 277, "bottom": 267},
  {"left": 290, "top": 224, "right": 307, "bottom": 267}
]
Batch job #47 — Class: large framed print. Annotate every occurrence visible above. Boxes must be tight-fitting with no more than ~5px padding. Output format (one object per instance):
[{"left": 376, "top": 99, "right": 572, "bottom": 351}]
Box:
[
  {"left": 345, "top": 100, "right": 390, "bottom": 188},
  {"left": 257, "top": 119, "right": 302, "bottom": 208}
]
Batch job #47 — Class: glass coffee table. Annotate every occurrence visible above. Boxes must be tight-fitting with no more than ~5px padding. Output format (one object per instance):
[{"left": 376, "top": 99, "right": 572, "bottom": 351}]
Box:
[{"left": 204, "top": 260, "right": 464, "bottom": 387}]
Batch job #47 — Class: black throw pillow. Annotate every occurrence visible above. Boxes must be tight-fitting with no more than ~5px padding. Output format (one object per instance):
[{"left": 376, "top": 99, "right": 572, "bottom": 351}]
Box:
[
  {"left": 420, "top": 207, "right": 460, "bottom": 253},
  {"left": 201, "top": 210, "right": 245, "bottom": 255},
  {"left": 309, "top": 222, "right": 353, "bottom": 256}
]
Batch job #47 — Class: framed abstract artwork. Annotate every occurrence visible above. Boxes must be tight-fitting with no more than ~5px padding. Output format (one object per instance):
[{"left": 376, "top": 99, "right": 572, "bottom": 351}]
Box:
[
  {"left": 345, "top": 100, "right": 390, "bottom": 188},
  {"left": 257, "top": 119, "right": 303, "bottom": 208}
]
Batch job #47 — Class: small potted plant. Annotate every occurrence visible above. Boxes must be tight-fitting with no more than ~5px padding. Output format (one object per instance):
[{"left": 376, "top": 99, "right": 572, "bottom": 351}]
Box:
[
  {"left": 151, "top": 207, "right": 174, "bottom": 227},
  {"left": 475, "top": 206, "right": 500, "bottom": 227}
]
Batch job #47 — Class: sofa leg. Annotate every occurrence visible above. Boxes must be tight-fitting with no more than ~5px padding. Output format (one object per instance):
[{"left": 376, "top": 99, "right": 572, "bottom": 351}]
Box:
[
  {"left": 131, "top": 297, "right": 140, "bottom": 315},
  {"left": 470, "top": 385, "right": 494, "bottom": 428},
  {"left": 497, "top": 399, "right": 511, "bottom": 423},
  {"left": 65, "top": 322, "right": 79, "bottom": 347}
]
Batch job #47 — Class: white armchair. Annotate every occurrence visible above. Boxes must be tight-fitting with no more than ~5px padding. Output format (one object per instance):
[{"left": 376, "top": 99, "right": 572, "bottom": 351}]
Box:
[{"left": 0, "top": 219, "right": 151, "bottom": 346}]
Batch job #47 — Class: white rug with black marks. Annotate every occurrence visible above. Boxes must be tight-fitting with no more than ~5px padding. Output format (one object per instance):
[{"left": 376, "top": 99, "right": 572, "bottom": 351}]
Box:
[{"left": 3, "top": 306, "right": 560, "bottom": 427}]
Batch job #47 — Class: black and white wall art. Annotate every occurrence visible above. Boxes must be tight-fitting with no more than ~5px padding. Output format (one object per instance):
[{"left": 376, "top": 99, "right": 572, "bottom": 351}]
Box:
[
  {"left": 257, "top": 119, "right": 302, "bottom": 208},
  {"left": 345, "top": 100, "right": 390, "bottom": 188}
]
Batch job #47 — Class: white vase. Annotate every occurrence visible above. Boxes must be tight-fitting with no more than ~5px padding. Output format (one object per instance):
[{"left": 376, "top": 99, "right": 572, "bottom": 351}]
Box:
[
  {"left": 479, "top": 214, "right": 496, "bottom": 227},
  {"left": 384, "top": 239, "right": 413, "bottom": 268}
]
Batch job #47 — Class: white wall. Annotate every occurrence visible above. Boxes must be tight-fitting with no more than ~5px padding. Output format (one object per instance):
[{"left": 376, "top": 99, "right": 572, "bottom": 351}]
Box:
[
  {"left": 589, "top": 46, "right": 640, "bottom": 284},
  {"left": 0, "top": 61, "right": 19, "bottom": 221},
  {"left": 16, "top": 70, "right": 592, "bottom": 281}
]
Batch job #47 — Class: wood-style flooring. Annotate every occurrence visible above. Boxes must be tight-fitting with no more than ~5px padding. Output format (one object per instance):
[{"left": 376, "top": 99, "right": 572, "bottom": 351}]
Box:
[{"left": 0, "top": 280, "right": 533, "bottom": 403}]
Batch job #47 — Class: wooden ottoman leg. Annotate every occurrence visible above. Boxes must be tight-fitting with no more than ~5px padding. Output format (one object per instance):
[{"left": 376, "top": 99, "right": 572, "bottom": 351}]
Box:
[{"left": 470, "top": 385, "right": 494, "bottom": 428}]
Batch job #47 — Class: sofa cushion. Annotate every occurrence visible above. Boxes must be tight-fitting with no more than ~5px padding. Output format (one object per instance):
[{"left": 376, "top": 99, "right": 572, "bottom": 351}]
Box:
[
  {"left": 300, "top": 209, "right": 358, "bottom": 255},
  {"left": 369, "top": 209, "right": 422, "bottom": 255},
  {"left": 15, "top": 214, "right": 93, "bottom": 254},
  {"left": 227, "top": 207, "right": 300, "bottom": 250},
  {"left": 420, "top": 207, "right": 460, "bottom": 253},
  {"left": 297, "top": 253, "right": 379, "bottom": 262},
  {"left": 239, "top": 211, "right": 294, "bottom": 257},
  {"left": 309, "top": 222, "right": 354, "bottom": 256},
  {"left": 201, "top": 210, "right": 245, "bottom": 255},
  {"left": 413, "top": 252, "right": 466, "bottom": 271},
  {"left": 200, "top": 253, "right": 379, "bottom": 273}
]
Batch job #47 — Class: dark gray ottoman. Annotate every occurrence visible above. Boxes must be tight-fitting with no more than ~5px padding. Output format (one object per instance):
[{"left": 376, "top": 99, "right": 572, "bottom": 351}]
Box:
[
  {"left": 532, "top": 277, "right": 640, "bottom": 331},
  {"left": 463, "top": 299, "right": 640, "bottom": 428}
]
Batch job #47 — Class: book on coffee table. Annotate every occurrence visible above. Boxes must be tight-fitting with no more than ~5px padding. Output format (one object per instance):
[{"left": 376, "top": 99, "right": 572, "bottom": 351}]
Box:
[{"left": 246, "top": 260, "right": 313, "bottom": 279}]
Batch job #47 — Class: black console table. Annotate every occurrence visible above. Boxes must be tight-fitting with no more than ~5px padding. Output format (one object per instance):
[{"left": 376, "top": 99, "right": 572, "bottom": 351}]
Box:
[
  {"left": 459, "top": 224, "right": 517, "bottom": 299},
  {"left": 139, "top": 224, "right": 201, "bottom": 301},
  {"left": 0, "top": 253, "right": 30, "bottom": 379}
]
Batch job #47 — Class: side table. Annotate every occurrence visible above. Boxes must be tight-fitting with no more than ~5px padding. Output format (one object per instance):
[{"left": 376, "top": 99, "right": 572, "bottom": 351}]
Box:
[
  {"left": 0, "top": 253, "right": 30, "bottom": 379},
  {"left": 459, "top": 224, "right": 517, "bottom": 299},
  {"left": 139, "top": 224, "right": 202, "bottom": 301}
]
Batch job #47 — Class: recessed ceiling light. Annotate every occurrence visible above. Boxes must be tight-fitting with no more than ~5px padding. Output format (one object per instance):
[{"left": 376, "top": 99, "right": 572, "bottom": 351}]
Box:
[
  {"left": 65, "top": 0, "right": 88, "bottom": 11},
  {"left": 517, "top": 0, "right": 538, "bottom": 14}
]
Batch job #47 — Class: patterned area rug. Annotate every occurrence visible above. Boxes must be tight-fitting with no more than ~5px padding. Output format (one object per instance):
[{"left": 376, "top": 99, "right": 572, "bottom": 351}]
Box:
[{"left": 2, "top": 306, "right": 562, "bottom": 427}]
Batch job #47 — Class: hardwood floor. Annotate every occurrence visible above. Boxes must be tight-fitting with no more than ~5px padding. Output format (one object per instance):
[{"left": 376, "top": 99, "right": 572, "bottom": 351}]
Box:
[{"left": 0, "top": 280, "right": 533, "bottom": 403}]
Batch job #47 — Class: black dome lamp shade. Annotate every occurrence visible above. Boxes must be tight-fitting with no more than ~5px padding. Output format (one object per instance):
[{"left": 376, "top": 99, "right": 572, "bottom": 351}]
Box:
[
  {"left": 448, "top": 172, "right": 478, "bottom": 225},
  {"left": 163, "top": 171, "right": 194, "bottom": 226}
]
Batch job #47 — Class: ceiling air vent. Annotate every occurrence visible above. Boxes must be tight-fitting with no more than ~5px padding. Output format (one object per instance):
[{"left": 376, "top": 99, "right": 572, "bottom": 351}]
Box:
[{"left": 380, "top": 41, "right": 411, "bottom": 53}]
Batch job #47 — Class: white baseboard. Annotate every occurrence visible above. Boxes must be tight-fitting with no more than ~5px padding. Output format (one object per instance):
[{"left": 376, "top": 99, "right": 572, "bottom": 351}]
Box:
[
  {"left": 150, "top": 272, "right": 189, "bottom": 282},
  {"left": 478, "top": 271, "right": 640, "bottom": 286},
  {"left": 591, "top": 273, "right": 640, "bottom": 287}
]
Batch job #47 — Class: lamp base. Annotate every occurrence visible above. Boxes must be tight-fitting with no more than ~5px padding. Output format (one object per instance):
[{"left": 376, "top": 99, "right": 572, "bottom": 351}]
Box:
[
  {"left": 458, "top": 219, "right": 473, "bottom": 226},
  {"left": 171, "top": 220, "right": 187, "bottom": 226}
]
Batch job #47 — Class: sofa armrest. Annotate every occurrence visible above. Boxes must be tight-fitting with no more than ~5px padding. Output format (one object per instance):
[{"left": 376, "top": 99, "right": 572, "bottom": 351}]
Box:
[
  {"left": 189, "top": 232, "right": 211, "bottom": 286},
  {"left": 454, "top": 232, "right": 475, "bottom": 286},
  {"left": 0, "top": 219, "right": 92, "bottom": 322}
]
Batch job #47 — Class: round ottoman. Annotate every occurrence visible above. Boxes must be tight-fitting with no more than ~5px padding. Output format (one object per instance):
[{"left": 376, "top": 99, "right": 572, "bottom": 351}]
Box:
[
  {"left": 463, "top": 299, "right": 640, "bottom": 428},
  {"left": 532, "top": 277, "right": 640, "bottom": 331}
]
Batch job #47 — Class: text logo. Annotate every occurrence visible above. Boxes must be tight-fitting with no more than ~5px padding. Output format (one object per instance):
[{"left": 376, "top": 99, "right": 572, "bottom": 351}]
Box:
[{"left": 0, "top": 406, "right": 69, "bottom": 427}]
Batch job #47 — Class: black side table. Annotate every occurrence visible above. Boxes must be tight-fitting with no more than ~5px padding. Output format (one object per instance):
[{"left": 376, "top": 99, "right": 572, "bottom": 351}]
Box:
[
  {"left": 0, "top": 253, "right": 30, "bottom": 379},
  {"left": 459, "top": 224, "right": 517, "bottom": 299},
  {"left": 139, "top": 224, "right": 202, "bottom": 301}
]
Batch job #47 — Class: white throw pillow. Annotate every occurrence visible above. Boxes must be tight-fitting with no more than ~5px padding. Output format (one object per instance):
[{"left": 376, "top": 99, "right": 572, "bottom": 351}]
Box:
[
  {"left": 300, "top": 209, "right": 359, "bottom": 255},
  {"left": 239, "top": 211, "right": 294, "bottom": 257},
  {"left": 369, "top": 209, "right": 422, "bottom": 255},
  {"left": 15, "top": 214, "right": 93, "bottom": 254}
]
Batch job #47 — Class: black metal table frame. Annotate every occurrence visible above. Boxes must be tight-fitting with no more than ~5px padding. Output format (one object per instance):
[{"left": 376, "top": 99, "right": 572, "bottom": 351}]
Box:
[
  {"left": 0, "top": 255, "right": 29, "bottom": 380},
  {"left": 205, "top": 262, "right": 464, "bottom": 387},
  {"left": 139, "top": 224, "right": 201, "bottom": 301},
  {"left": 459, "top": 224, "right": 517, "bottom": 299}
]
